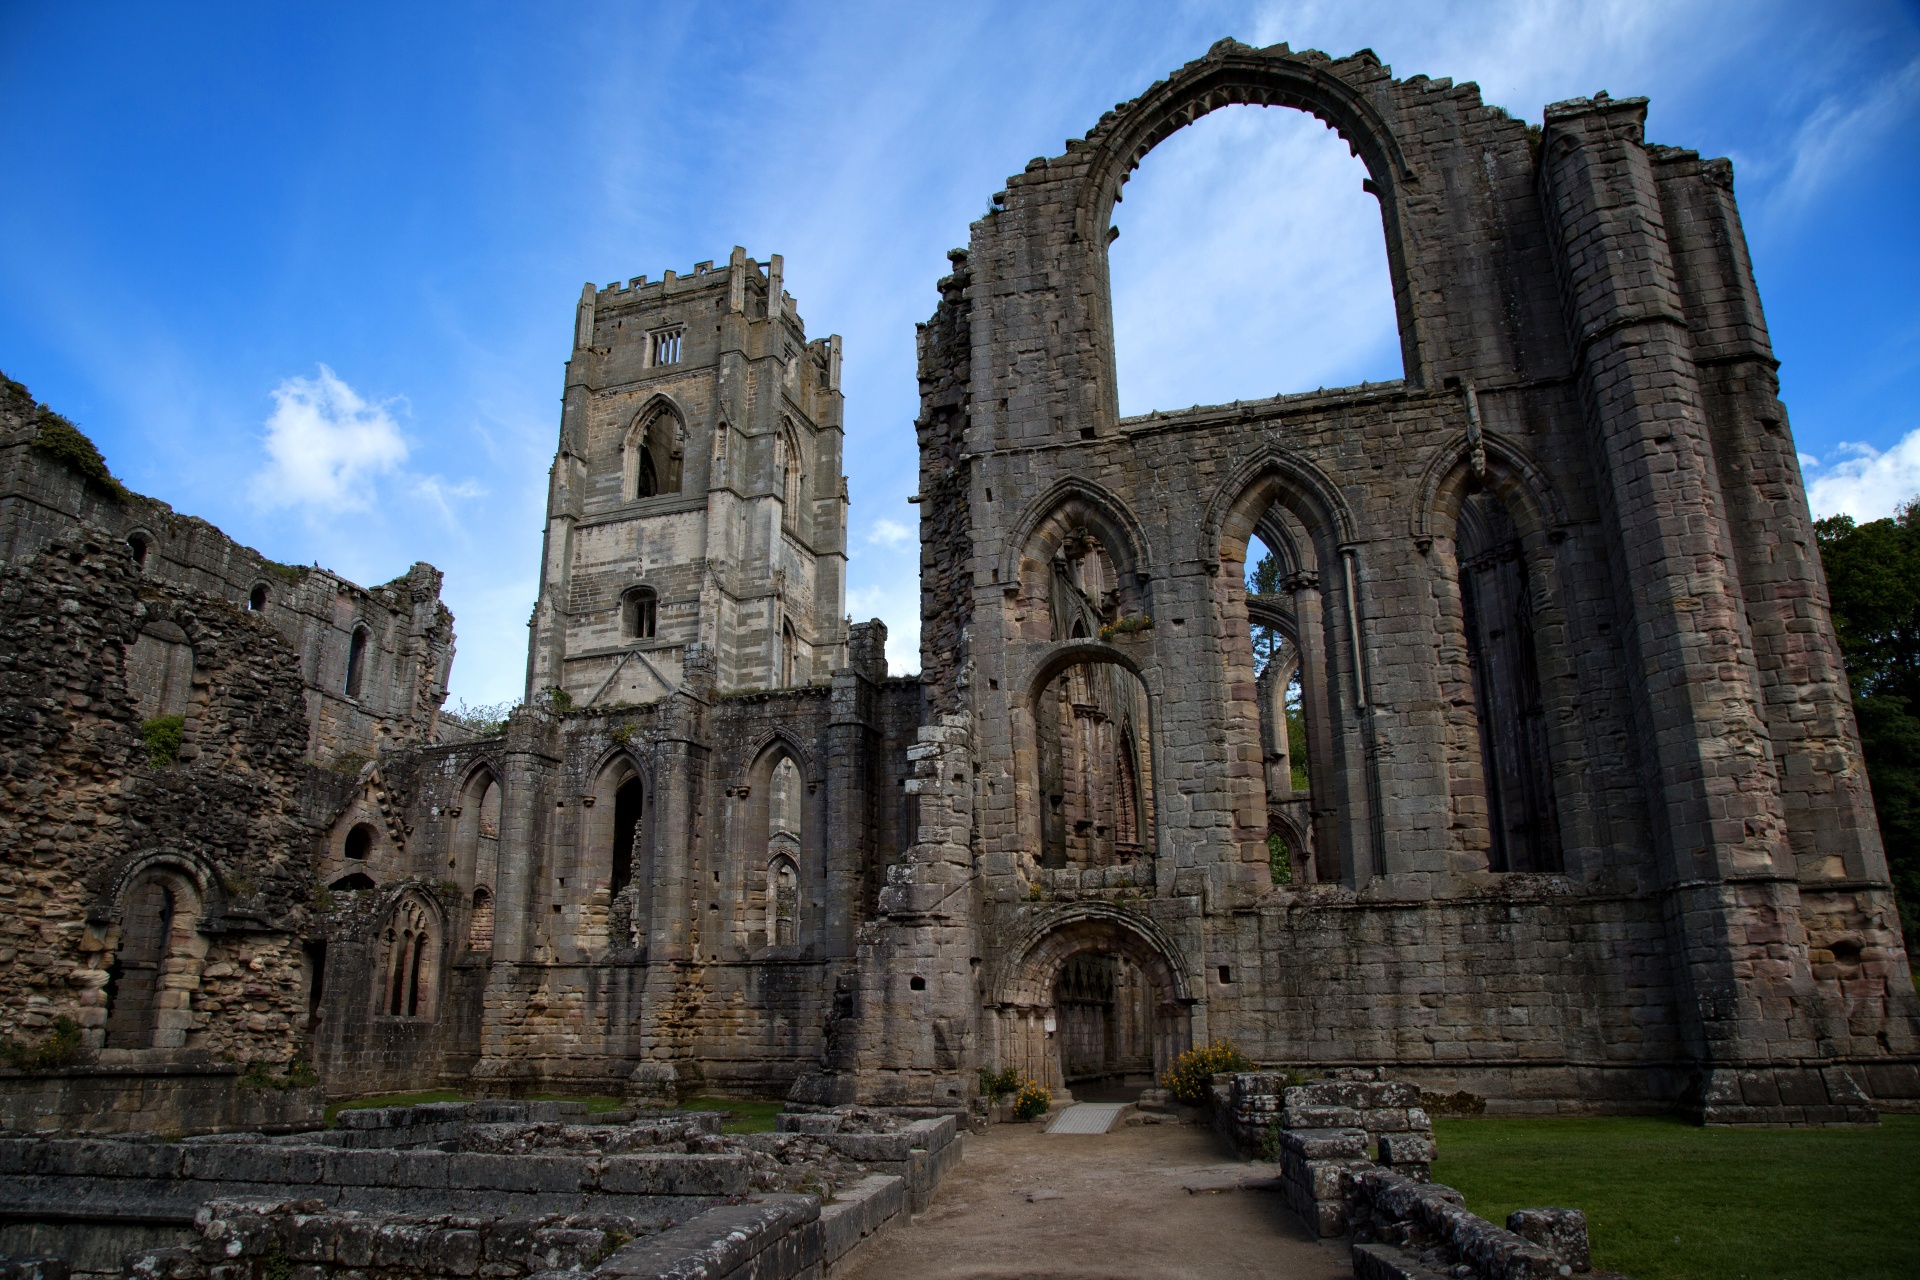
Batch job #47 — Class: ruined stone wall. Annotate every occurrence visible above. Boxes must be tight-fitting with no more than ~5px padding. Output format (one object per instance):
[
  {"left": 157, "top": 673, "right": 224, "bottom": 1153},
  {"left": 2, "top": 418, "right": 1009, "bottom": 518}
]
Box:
[
  {"left": 306, "top": 628, "right": 922, "bottom": 1101},
  {"left": 0, "top": 537, "right": 317, "bottom": 1070},
  {"left": 845, "top": 39, "right": 1920, "bottom": 1118},
  {"left": 0, "top": 373, "right": 455, "bottom": 768}
]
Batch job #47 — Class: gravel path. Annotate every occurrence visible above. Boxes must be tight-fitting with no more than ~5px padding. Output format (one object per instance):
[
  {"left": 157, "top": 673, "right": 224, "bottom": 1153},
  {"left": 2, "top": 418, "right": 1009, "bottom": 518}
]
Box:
[{"left": 840, "top": 1117, "right": 1353, "bottom": 1280}]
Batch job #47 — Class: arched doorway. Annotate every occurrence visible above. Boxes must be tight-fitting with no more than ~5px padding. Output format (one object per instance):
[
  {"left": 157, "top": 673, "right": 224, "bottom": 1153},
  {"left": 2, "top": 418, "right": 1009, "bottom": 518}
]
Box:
[{"left": 988, "top": 907, "right": 1193, "bottom": 1099}]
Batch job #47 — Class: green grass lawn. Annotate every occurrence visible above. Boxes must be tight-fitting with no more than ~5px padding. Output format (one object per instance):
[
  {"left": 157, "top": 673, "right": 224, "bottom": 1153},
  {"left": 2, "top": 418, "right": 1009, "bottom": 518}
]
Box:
[
  {"left": 684, "top": 1095, "right": 784, "bottom": 1133},
  {"left": 1431, "top": 1114, "right": 1920, "bottom": 1280}
]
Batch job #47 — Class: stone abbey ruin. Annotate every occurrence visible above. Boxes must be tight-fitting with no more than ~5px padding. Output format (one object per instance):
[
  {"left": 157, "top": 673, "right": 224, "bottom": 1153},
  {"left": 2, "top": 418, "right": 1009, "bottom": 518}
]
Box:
[{"left": 2, "top": 34, "right": 1918, "bottom": 1278}]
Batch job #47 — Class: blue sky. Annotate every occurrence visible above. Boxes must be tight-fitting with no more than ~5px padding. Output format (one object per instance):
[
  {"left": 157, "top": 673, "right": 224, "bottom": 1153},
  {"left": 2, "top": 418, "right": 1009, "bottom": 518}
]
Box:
[{"left": 3, "top": 1, "right": 1916, "bottom": 707}]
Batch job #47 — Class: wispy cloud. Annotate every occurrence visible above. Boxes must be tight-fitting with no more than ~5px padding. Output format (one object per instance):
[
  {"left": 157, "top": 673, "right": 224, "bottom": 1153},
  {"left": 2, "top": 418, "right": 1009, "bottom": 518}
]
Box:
[
  {"left": 1762, "top": 55, "right": 1920, "bottom": 220},
  {"left": 256, "top": 365, "right": 408, "bottom": 510},
  {"left": 1805, "top": 429, "right": 1920, "bottom": 521},
  {"left": 866, "top": 516, "right": 913, "bottom": 548}
]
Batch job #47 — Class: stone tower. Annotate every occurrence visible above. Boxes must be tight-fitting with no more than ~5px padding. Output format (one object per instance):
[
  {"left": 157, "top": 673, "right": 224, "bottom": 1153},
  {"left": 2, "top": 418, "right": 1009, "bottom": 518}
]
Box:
[{"left": 526, "top": 247, "right": 849, "bottom": 705}]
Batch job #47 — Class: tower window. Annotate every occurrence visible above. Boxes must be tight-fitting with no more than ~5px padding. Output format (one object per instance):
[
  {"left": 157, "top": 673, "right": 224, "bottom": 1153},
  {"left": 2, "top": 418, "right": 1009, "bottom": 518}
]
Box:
[
  {"left": 127, "top": 533, "right": 149, "bottom": 572},
  {"left": 248, "top": 584, "right": 268, "bottom": 611},
  {"left": 346, "top": 625, "right": 370, "bottom": 698},
  {"left": 650, "top": 328, "right": 682, "bottom": 366},
  {"left": 623, "top": 587, "right": 657, "bottom": 640},
  {"left": 344, "top": 823, "right": 375, "bottom": 860}
]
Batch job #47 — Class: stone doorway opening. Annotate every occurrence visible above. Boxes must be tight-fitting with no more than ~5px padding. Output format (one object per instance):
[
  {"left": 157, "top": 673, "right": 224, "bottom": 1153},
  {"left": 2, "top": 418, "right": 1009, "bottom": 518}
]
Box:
[
  {"left": 988, "top": 906, "right": 1192, "bottom": 1102},
  {"left": 1055, "top": 952, "right": 1154, "bottom": 1098}
]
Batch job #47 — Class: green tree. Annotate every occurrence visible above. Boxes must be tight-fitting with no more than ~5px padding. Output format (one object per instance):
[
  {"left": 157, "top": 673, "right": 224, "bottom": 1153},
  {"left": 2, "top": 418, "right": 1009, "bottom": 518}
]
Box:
[
  {"left": 1815, "top": 502, "right": 1920, "bottom": 938},
  {"left": 1247, "top": 549, "right": 1283, "bottom": 674}
]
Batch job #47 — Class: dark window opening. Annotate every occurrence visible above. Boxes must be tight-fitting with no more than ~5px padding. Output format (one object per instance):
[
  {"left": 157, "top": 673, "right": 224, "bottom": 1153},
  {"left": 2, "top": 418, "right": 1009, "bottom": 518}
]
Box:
[
  {"left": 344, "top": 823, "right": 375, "bottom": 860},
  {"left": 128, "top": 534, "right": 149, "bottom": 572},
  {"left": 639, "top": 448, "right": 659, "bottom": 497},
  {"left": 910, "top": 975, "right": 927, "bottom": 991},
  {"left": 612, "top": 776, "right": 643, "bottom": 896},
  {"left": 346, "top": 626, "right": 369, "bottom": 699},
  {"left": 1459, "top": 490, "right": 1561, "bottom": 873},
  {"left": 1217, "top": 965, "right": 1233, "bottom": 984},
  {"left": 623, "top": 587, "right": 657, "bottom": 640},
  {"left": 329, "top": 872, "right": 375, "bottom": 892},
  {"left": 249, "top": 584, "right": 268, "bottom": 611},
  {"left": 303, "top": 940, "right": 327, "bottom": 1023},
  {"left": 406, "top": 936, "right": 426, "bottom": 1016},
  {"left": 105, "top": 879, "right": 176, "bottom": 1049}
]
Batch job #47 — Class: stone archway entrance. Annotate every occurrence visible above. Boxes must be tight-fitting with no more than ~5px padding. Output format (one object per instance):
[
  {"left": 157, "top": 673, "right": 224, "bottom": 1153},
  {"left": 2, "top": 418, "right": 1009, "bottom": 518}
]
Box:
[{"left": 988, "top": 907, "right": 1193, "bottom": 1098}]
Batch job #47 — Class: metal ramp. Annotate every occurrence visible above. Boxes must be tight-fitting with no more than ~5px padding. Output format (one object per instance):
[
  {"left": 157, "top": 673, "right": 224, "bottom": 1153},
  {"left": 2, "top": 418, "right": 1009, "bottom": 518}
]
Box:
[{"left": 1045, "top": 1102, "right": 1126, "bottom": 1134}]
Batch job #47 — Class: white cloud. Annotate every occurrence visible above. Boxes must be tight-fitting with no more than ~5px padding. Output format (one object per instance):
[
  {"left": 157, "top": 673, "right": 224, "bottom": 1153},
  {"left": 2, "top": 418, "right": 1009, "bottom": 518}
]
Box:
[
  {"left": 1805, "top": 430, "right": 1920, "bottom": 521},
  {"left": 867, "top": 516, "right": 913, "bottom": 548},
  {"left": 257, "top": 365, "right": 408, "bottom": 509}
]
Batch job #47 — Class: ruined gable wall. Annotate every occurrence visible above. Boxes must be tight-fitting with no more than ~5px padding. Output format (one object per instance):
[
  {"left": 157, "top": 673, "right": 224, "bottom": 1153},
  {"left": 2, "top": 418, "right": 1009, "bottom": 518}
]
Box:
[
  {"left": 876, "top": 40, "right": 1920, "bottom": 1113},
  {"left": 0, "top": 373, "right": 455, "bottom": 768},
  {"left": 0, "top": 536, "right": 317, "bottom": 1067}
]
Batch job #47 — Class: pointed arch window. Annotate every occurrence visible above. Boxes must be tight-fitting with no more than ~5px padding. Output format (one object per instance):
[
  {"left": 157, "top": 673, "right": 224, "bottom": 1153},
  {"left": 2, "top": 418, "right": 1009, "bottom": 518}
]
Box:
[
  {"left": 627, "top": 404, "right": 684, "bottom": 499},
  {"left": 1458, "top": 490, "right": 1560, "bottom": 873},
  {"left": 778, "top": 419, "right": 805, "bottom": 529},
  {"left": 346, "top": 625, "right": 370, "bottom": 699}
]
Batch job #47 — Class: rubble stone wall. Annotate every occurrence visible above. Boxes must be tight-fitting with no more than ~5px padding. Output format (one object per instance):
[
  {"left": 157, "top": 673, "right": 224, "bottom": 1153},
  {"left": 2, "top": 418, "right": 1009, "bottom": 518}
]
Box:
[
  {"left": 0, "top": 374, "right": 454, "bottom": 768},
  {"left": 0, "top": 538, "right": 318, "bottom": 1072}
]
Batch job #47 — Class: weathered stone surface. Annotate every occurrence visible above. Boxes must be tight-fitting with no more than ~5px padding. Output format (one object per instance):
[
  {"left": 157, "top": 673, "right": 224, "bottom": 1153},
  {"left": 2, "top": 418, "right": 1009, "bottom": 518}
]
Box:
[{"left": 5, "top": 37, "right": 1919, "bottom": 1171}]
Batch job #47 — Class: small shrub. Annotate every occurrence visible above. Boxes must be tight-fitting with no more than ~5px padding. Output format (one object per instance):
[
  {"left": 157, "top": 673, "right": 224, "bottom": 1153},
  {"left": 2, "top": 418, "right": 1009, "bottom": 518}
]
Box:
[
  {"left": 1097, "top": 614, "right": 1154, "bottom": 642},
  {"left": 443, "top": 696, "right": 518, "bottom": 737},
  {"left": 1160, "top": 1039, "right": 1256, "bottom": 1107},
  {"left": 543, "top": 685, "right": 575, "bottom": 712},
  {"left": 261, "top": 559, "right": 310, "bottom": 585},
  {"left": 1267, "top": 832, "right": 1292, "bottom": 885},
  {"left": 0, "top": 1016, "right": 86, "bottom": 1071},
  {"left": 1013, "top": 1078, "right": 1052, "bottom": 1121},
  {"left": 140, "top": 713, "right": 184, "bottom": 766},
  {"left": 30, "top": 409, "right": 127, "bottom": 500},
  {"left": 978, "top": 1066, "right": 1019, "bottom": 1102}
]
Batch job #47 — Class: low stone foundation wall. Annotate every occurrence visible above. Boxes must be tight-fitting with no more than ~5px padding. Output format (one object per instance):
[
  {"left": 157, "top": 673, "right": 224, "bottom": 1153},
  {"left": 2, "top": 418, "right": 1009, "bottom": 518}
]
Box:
[
  {"left": 0, "top": 1067, "right": 322, "bottom": 1137},
  {"left": 1, "top": 1102, "right": 955, "bottom": 1280},
  {"left": 127, "top": 1200, "right": 641, "bottom": 1280},
  {"left": 1221, "top": 1071, "right": 1615, "bottom": 1279}
]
